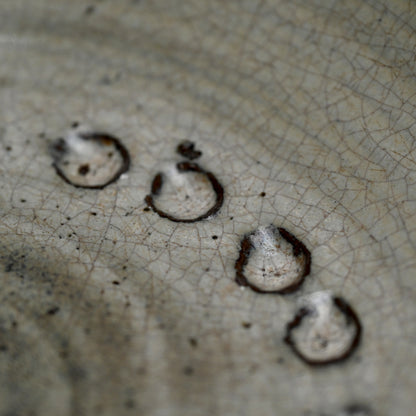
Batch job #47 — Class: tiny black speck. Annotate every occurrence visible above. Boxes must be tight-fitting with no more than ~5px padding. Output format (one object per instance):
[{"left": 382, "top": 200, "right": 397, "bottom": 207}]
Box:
[
  {"left": 176, "top": 140, "right": 202, "bottom": 160},
  {"left": 343, "top": 403, "right": 372, "bottom": 415},
  {"left": 189, "top": 337, "right": 198, "bottom": 347},
  {"left": 78, "top": 164, "right": 90, "bottom": 176},
  {"left": 85, "top": 5, "right": 95, "bottom": 15},
  {"left": 183, "top": 366, "right": 194, "bottom": 376},
  {"left": 47, "top": 306, "right": 60, "bottom": 316},
  {"left": 125, "top": 399, "right": 135, "bottom": 409}
]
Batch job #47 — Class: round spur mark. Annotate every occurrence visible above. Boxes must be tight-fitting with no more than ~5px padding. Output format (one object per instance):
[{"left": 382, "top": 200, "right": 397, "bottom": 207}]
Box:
[
  {"left": 144, "top": 161, "right": 224, "bottom": 223},
  {"left": 284, "top": 291, "right": 362, "bottom": 366},
  {"left": 234, "top": 225, "right": 311, "bottom": 293},
  {"left": 49, "top": 130, "right": 130, "bottom": 189}
]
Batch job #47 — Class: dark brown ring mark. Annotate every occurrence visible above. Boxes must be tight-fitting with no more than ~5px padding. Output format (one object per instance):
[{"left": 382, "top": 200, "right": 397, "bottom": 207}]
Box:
[
  {"left": 51, "top": 133, "right": 130, "bottom": 189},
  {"left": 234, "top": 226, "right": 311, "bottom": 294},
  {"left": 144, "top": 161, "right": 224, "bottom": 223},
  {"left": 283, "top": 296, "right": 362, "bottom": 366},
  {"left": 176, "top": 140, "right": 202, "bottom": 160}
]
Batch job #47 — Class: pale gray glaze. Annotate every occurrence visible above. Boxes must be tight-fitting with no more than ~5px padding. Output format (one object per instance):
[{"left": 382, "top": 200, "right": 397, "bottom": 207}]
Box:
[{"left": 0, "top": 1, "right": 415, "bottom": 415}]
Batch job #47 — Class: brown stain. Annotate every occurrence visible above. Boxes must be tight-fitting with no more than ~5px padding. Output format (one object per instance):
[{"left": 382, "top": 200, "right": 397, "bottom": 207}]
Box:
[
  {"left": 78, "top": 164, "right": 90, "bottom": 176},
  {"left": 176, "top": 140, "right": 202, "bottom": 160},
  {"left": 151, "top": 173, "right": 163, "bottom": 195},
  {"left": 96, "top": 135, "right": 115, "bottom": 146}
]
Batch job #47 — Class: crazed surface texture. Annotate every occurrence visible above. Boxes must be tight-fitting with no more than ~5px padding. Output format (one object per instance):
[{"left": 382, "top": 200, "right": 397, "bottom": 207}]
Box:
[{"left": 0, "top": 0, "right": 415, "bottom": 415}]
